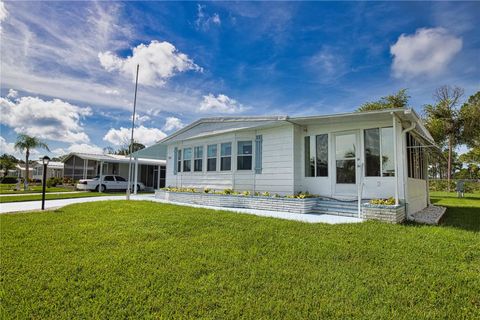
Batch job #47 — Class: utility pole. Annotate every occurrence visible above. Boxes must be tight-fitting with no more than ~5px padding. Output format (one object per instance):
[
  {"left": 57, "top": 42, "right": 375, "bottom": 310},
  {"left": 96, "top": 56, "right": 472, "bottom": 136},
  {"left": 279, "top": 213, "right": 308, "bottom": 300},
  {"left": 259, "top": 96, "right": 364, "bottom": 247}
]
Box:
[{"left": 126, "top": 64, "right": 139, "bottom": 200}]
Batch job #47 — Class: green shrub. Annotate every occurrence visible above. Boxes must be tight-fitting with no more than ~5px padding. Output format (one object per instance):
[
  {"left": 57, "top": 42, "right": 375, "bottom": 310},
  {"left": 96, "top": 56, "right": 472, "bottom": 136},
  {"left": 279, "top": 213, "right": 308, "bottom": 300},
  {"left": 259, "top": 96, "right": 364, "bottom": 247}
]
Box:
[
  {"left": 370, "top": 197, "right": 396, "bottom": 205},
  {"left": 223, "top": 189, "right": 233, "bottom": 195},
  {"left": 46, "top": 177, "right": 63, "bottom": 188},
  {"left": 429, "top": 180, "right": 480, "bottom": 193},
  {"left": 242, "top": 190, "right": 251, "bottom": 196},
  {"left": 203, "top": 188, "right": 211, "bottom": 193},
  {"left": 0, "top": 176, "right": 18, "bottom": 184}
]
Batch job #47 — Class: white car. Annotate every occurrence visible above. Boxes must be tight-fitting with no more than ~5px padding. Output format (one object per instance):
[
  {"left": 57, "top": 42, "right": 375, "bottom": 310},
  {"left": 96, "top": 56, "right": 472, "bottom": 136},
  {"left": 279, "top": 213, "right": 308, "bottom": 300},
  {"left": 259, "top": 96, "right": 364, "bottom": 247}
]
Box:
[{"left": 76, "top": 175, "right": 145, "bottom": 192}]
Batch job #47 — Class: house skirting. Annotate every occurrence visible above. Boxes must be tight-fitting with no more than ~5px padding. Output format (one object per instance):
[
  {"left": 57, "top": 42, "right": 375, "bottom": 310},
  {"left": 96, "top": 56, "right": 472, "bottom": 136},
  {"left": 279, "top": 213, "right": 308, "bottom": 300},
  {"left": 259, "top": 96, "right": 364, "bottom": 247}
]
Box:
[
  {"left": 156, "top": 190, "right": 406, "bottom": 223},
  {"left": 156, "top": 190, "right": 318, "bottom": 214},
  {"left": 361, "top": 204, "right": 406, "bottom": 223}
]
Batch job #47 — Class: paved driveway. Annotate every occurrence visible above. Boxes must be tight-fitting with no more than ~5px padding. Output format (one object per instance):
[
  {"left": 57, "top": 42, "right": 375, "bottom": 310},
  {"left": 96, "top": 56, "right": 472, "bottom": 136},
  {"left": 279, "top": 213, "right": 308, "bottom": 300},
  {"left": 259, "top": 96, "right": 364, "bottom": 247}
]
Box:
[{"left": 0, "top": 194, "right": 364, "bottom": 224}]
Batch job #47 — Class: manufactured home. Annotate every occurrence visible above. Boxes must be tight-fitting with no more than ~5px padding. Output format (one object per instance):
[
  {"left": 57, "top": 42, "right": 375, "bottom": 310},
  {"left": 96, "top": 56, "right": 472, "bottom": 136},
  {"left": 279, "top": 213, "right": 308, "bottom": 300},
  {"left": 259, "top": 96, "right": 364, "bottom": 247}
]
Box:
[
  {"left": 32, "top": 161, "right": 64, "bottom": 181},
  {"left": 157, "top": 108, "right": 437, "bottom": 218}
]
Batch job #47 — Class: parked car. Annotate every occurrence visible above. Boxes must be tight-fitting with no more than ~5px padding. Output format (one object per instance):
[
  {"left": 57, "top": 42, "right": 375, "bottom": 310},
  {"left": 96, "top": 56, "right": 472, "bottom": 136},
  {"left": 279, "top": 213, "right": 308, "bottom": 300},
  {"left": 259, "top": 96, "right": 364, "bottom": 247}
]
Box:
[{"left": 76, "top": 175, "right": 145, "bottom": 192}]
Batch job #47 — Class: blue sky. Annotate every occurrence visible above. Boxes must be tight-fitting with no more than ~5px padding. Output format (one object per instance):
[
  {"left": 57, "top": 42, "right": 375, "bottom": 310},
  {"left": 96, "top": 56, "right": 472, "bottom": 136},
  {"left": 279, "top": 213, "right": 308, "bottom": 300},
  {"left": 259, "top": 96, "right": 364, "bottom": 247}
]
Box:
[{"left": 0, "top": 1, "right": 479, "bottom": 158}]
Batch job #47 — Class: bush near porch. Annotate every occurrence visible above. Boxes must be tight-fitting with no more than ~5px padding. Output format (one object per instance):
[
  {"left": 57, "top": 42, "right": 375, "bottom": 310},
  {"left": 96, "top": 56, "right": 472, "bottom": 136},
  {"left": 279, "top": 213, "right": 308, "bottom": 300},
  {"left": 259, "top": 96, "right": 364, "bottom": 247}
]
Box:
[{"left": 1, "top": 193, "right": 479, "bottom": 319}]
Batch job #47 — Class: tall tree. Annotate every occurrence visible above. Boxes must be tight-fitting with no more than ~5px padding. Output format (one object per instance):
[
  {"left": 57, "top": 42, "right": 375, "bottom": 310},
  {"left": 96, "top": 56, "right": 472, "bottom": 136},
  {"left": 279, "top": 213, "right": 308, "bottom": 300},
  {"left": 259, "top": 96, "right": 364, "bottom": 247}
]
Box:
[
  {"left": 357, "top": 89, "right": 409, "bottom": 112},
  {"left": 0, "top": 154, "right": 18, "bottom": 177},
  {"left": 14, "top": 134, "right": 49, "bottom": 190},
  {"left": 424, "top": 86, "right": 464, "bottom": 191},
  {"left": 459, "top": 91, "right": 480, "bottom": 148}
]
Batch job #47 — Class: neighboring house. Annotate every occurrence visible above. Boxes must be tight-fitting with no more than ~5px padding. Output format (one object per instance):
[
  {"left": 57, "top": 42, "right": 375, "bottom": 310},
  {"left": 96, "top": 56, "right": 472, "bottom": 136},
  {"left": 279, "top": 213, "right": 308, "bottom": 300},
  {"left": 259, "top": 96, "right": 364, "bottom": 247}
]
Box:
[
  {"left": 62, "top": 152, "right": 166, "bottom": 191},
  {"left": 156, "top": 108, "right": 438, "bottom": 216},
  {"left": 32, "top": 161, "right": 64, "bottom": 181},
  {"left": 9, "top": 164, "right": 33, "bottom": 179}
]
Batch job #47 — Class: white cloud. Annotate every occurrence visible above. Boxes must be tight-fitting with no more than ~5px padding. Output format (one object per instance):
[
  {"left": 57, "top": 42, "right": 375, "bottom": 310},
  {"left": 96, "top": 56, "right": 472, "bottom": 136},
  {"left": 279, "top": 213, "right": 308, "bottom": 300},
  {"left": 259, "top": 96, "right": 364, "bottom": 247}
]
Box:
[
  {"left": 199, "top": 94, "right": 245, "bottom": 113},
  {"left": 131, "top": 113, "right": 151, "bottom": 125},
  {"left": 163, "top": 117, "right": 184, "bottom": 131},
  {"left": 98, "top": 40, "right": 202, "bottom": 86},
  {"left": 105, "top": 89, "right": 120, "bottom": 95},
  {"left": 0, "top": 1, "right": 7, "bottom": 22},
  {"left": 390, "top": 27, "right": 462, "bottom": 79},
  {"left": 52, "top": 143, "right": 103, "bottom": 156},
  {"left": 6, "top": 88, "right": 18, "bottom": 99},
  {"left": 103, "top": 125, "right": 167, "bottom": 146},
  {"left": 195, "top": 4, "right": 221, "bottom": 31},
  {"left": 0, "top": 96, "right": 92, "bottom": 143}
]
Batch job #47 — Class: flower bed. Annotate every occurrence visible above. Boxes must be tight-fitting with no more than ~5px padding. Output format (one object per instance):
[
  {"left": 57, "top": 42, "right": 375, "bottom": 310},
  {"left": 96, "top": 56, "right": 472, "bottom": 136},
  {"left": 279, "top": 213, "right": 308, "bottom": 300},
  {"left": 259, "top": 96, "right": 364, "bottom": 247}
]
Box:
[
  {"left": 155, "top": 190, "right": 318, "bottom": 214},
  {"left": 362, "top": 203, "right": 406, "bottom": 223}
]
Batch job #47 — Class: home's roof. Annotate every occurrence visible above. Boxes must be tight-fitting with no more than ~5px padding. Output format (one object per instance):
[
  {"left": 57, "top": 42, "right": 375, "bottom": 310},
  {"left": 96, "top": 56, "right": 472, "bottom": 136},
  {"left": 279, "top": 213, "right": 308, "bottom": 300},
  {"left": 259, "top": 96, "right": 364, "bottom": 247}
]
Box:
[
  {"left": 131, "top": 143, "right": 167, "bottom": 160},
  {"left": 33, "top": 161, "right": 64, "bottom": 169},
  {"left": 157, "top": 108, "right": 436, "bottom": 146},
  {"left": 62, "top": 152, "right": 166, "bottom": 166},
  {"left": 15, "top": 164, "right": 32, "bottom": 171}
]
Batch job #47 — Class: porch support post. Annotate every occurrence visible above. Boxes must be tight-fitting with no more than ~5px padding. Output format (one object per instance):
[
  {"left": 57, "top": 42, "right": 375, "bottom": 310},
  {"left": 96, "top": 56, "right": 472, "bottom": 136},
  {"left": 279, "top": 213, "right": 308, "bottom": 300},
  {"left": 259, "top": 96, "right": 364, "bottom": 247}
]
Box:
[
  {"left": 133, "top": 158, "right": 139, "bottom": 194},
  {"left": 98, "top": 161, "right": 103, "bottom": 193},
  {"left": 157, "top": 165, "right": 161, "bottom": 190},
  {"left": 392, "top": 113, "right": 399, "bottom": 206},
  {"left": 83, "top": 159, "right": 88, "bottom": 179}
]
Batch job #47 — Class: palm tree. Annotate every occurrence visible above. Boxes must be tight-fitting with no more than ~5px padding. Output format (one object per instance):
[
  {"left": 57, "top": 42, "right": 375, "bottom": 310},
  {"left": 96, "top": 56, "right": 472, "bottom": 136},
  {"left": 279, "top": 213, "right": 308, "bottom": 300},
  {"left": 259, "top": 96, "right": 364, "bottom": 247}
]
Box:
[{"left": 14, "top": 134, "right": 49, "bottom": 190}]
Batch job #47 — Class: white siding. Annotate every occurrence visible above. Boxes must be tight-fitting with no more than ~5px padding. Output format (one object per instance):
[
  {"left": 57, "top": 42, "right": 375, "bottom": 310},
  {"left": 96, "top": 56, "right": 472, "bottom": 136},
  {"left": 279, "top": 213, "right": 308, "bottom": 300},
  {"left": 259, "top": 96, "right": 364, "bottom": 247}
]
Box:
[
  {"left": 165, "top": 124, "right": 295, "bottom": 195},
  {"left": 407, "top": 178, "right": 427, "bottom": 214}
]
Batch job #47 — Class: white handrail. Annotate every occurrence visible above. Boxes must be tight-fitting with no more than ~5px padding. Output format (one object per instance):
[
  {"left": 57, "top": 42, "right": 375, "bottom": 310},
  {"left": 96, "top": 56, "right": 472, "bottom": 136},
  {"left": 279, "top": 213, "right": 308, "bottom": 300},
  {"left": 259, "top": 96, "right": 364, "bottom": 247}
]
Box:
[{"left": 357, "top": 162, "right": 364, "bottom": 218}]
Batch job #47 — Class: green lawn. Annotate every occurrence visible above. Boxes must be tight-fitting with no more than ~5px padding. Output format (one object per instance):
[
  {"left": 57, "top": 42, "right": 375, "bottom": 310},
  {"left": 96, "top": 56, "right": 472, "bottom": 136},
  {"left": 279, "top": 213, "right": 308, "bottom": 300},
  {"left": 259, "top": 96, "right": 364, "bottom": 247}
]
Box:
[
  {"left": 0, "top": 191, "right": 126, "bottom": 203},
  {"left": 430, "top": 191, "right": 480, "bottom": 231},
  {"left": 1, "top": 197, "right": 479, "bottom": 319},
  {"left": 0, "top": 184, "right": 73, "bottom": 194}
]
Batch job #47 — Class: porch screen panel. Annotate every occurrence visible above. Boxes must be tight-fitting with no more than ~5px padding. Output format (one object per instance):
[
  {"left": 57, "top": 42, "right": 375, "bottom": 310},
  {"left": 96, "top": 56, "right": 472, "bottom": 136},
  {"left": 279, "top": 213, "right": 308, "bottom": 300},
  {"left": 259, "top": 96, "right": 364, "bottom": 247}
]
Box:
[
  {"left": 315, "top": 134, "right": 328, "bottom": 177},
  {"left": 364, "top": 128, "right": 380, "bottom": 176}
]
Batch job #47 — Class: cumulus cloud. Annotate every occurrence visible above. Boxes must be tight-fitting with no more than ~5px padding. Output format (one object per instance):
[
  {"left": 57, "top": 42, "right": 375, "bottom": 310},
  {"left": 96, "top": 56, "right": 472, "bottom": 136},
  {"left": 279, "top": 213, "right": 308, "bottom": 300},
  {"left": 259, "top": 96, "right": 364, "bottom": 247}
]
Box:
[
  {"left": 390, "top": 27, "right": 462, "bottom": 78},
  {"left": 162, "top": 117, "right": 184, "bottom": 131},
  {"left": 0, "top": 96, "right": 92, "bottom": 143},
  {"left": 52, "top": 143, "right": 104, "bottom": 156},
  {"left": 98, "top": 40, "right": 202, "bottom": 86},
  {"left": 6, "top": 88, "right": 18, "bottom": 99},
  {"left": 103, "top": 125, "right": 167, "bottom": 146},
  {"left": 195, "top": 4, "right": 221, "bottom": 31},
  {"left": 199, "top": 94, "right": 245, "bottom": 113},
  {"left": 0, "top": 1, "right": 7, "bottom": 22}
]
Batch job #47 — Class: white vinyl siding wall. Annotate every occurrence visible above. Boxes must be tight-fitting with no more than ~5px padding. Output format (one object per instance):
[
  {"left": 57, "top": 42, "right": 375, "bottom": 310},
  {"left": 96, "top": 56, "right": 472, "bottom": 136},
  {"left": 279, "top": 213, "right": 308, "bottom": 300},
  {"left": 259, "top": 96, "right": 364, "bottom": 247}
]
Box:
[{"left": 165, "top": 124, "right": 295, "bottom": 195}]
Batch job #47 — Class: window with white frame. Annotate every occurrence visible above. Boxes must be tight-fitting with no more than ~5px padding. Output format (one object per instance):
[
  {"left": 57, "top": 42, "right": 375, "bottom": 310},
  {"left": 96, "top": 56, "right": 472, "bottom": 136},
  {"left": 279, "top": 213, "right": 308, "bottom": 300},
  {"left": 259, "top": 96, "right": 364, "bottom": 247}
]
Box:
[
  {"left": 364, "top": 127, "right": 395, "bottom": 177},
  {"left": 220, "top": 142, "right": 231, "bottom": 171},
  {"left": 194, "top": 146, "right": 203, "bottom": 172},
  {"left": 183, "top": 147, "right": 192, "bottom": 172},
  {"left": 304, "top": 135, "right": 328, "bottom": 177},
  {"left": 207, "top": 144, "right": 217, "bottom": 171},
  {"left": 237, "top": 141, "right": 252, "bottom": 170},
  {"left": 177, "top": 149, "right": 182, "bottom": 173}
]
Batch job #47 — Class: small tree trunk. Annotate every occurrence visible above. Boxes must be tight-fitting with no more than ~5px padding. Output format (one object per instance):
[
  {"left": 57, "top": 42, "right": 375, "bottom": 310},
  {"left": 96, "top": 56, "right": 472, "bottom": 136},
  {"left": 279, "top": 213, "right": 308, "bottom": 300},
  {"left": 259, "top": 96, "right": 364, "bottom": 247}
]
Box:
[
  {"left": 24, "top": 150, "right": 29, "bottom": 191},
  {"left": 447, "top": 137, "right": 452, "bottom": 192}
]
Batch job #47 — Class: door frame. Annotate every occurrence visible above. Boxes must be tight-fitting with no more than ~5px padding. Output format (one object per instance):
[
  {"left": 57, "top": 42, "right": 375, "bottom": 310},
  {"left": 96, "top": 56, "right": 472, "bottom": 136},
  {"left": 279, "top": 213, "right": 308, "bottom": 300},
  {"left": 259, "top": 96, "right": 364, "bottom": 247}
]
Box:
[{"left": 332, "top": 130, "right": 361, "bottom": 197}]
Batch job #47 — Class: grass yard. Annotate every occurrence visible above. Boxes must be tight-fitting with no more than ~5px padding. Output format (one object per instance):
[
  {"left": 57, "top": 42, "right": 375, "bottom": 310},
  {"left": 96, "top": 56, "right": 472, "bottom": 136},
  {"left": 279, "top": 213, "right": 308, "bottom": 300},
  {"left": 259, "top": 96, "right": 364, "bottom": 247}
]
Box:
[
  {"left": 1, "top": 196, "right": 479, "bottom": 319},
  {"left": 430, "top": 191, "right": 480, "bottom": 231},
  {"left": 0, "top": 191, "right": 125, "bottom": 203},
  {"left": 0, "top": 183, "right": 72, "bottom": 194}
]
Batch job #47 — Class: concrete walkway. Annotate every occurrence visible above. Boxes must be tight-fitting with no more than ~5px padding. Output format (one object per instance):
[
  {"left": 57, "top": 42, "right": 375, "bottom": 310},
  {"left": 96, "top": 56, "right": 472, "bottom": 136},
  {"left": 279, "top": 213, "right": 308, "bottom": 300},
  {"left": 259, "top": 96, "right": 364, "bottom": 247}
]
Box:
[
  {"left": 0, "top": 191, "right": 82, "bottom": 197},
  {"left": 0, "top": 194, "right": 364, "bottom": 224}
]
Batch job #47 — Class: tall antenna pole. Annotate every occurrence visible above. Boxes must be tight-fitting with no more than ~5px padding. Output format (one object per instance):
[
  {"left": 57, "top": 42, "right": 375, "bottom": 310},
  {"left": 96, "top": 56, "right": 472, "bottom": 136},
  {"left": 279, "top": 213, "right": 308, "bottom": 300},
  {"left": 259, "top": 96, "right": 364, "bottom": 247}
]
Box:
[{"left": 126, "top": 64, "right": 139, "bottom": 200}]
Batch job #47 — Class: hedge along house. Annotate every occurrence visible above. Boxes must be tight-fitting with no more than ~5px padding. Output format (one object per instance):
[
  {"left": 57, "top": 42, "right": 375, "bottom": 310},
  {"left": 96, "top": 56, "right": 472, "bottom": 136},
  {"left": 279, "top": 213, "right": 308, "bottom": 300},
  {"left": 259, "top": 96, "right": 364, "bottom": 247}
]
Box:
[
  {"left": 62, "top": 152, "right": 166, "bottom": 191},
  {"left": 157, "top": 108, "right": 438, "bottom": 218}
]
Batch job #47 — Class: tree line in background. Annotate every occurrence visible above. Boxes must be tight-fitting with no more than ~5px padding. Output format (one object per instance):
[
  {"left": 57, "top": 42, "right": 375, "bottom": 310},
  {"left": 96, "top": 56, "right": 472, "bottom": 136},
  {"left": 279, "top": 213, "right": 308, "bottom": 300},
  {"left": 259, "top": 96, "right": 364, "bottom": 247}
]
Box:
[{"left": 358, "top": 86, "right": 480, "bottom": 188}]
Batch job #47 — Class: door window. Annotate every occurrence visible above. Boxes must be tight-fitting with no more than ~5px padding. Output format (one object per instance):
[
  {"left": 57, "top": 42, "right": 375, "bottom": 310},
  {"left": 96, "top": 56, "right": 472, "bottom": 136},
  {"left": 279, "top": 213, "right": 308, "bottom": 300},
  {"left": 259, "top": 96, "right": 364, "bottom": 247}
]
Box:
[{"left": 335, "top": 134, "right": 356, "bottom": 184}]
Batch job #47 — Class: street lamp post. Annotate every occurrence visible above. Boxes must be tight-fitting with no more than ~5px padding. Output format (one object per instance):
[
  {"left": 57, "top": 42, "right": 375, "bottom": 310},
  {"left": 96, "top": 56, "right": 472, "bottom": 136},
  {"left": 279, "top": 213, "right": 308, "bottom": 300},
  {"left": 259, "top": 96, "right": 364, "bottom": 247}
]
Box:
[{"left": 41, "top": 156, "right": 50, "bottom": 210}]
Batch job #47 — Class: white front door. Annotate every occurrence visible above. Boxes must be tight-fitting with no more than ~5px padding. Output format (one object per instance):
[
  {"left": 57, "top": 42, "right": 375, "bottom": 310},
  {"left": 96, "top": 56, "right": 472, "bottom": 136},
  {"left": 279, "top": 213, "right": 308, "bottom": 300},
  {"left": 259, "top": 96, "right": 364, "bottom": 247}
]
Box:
[{"left": 334, "top": 131, "right": 360, "bottom": 197}]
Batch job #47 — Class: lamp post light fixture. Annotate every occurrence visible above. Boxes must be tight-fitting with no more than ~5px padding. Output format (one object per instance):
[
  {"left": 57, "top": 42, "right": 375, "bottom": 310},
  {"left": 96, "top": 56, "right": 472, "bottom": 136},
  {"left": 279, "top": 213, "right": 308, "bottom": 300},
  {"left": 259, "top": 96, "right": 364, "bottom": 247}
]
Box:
[{"left": 41, "top": 155, "right": 50, "bottom": 210}]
